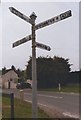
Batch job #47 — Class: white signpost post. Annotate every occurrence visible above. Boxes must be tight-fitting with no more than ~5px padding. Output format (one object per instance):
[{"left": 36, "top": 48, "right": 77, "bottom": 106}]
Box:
[{"left": 9, "top": 7, "right": 72, "bottom": 118}]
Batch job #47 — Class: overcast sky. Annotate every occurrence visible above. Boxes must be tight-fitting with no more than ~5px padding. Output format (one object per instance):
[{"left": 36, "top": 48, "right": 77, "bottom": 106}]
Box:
[{"left": 0, "top": 0, "right": 80, "bottom": 71}]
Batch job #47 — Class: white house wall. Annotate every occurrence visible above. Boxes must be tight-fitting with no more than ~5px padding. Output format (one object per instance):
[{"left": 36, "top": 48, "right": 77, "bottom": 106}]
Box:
[
  {"left": 0, "top": 76, "right": 2, "bottom": 88},
  {"left": 2, "top": 70, "right": 18, "bottom": 89}
]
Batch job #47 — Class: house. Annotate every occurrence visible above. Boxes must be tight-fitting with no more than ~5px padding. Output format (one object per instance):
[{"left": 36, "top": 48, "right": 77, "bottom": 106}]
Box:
[
  {"left": 0, "top": 77, "right": 1, "bottom": 88},
  {"left": 2, "top": 69, "right": 18, "bottom": 89},
  {"left": 0, "top": 76, "right": 2, "bottom": 88}
]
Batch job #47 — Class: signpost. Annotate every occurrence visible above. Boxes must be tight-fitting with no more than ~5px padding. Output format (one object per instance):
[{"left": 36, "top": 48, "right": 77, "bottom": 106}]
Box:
[
  {"left": 59, "top": 83, "right": 61, "bottom": 92},
  {"left": 9, "top": 7, "right": 72, "bottom": 118}
]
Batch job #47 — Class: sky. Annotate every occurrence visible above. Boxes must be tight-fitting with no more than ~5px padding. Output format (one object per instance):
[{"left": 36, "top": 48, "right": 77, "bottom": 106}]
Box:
[{"left": 0, "top": 0, "right": 80, "bottom": 71}]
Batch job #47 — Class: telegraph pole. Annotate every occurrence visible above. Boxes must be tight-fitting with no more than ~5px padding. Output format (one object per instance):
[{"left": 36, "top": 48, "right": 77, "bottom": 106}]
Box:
[{"left": 30, "top": 12, "right": 37, "bottom": 118}]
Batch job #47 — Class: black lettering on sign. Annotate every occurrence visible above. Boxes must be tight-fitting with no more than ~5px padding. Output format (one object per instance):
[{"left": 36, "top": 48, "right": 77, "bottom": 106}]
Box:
[
  {"left": 11, "top": 7, "right": 27, "bottom": 21},
  {"left": 60, "top": 10, "right": 72, "bottom": 20}
]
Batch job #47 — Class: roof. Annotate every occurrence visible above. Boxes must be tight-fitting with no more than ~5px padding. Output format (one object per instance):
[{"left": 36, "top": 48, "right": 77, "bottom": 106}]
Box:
[{"left": 2, "top": 69, "right": 17, "bottom": 75}]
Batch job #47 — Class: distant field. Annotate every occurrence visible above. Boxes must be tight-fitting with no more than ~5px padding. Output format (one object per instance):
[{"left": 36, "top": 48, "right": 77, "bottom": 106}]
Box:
[
  {"left": 2, "top": 96, "right": 49, "bottom": 118},
  {"left": 39, "top": 84, "right": 80, "bottom": 93},
  {"left": 60, "top": 85, "right": 80, "bottom": 93}
]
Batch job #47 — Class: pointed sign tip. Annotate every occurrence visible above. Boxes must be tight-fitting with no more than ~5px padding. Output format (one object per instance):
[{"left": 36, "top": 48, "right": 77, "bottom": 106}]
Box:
[
  {"left": 9, "top": 7, "right": 12, "bottom": 11},
  {"left": 12, "top": 44, "right": 14, "bottom": 48}
]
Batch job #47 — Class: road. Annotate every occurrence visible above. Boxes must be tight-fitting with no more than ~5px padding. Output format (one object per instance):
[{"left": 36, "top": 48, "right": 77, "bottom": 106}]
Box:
[{"left": 2, "top": 89, "right": 80, "bottom": 119}]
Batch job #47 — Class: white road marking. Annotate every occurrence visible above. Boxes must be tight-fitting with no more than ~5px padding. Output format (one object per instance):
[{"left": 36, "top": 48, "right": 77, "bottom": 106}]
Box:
[
  {"left": 25, "top": 100, "right": 32, "bottom": 103},
  {"left": 63, "top": 112, "right": 79, "bottom": 118},
  {"left": 25, "top": 100, "right": 50, "bottom": 108},
  {"left": 24, "top": 93, "right": 63, "bottom": 99},
  {"left": 38, "top": 103, "right": 48, "bottom": 107},
  {"left": 37, "top": 94, "right": 63, "bottom": 99},
  {"left": 59, "top": 92, "right": 79, "bottom": 96}
]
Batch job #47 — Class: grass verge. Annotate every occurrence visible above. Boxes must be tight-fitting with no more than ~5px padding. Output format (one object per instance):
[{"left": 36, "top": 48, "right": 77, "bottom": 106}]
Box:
[{"left": 2, "top": 96, "right": 49, "bottom": 118}]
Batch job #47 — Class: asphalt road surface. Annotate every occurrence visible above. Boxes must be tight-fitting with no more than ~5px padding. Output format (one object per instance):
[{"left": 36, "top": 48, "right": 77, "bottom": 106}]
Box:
[{"left": 2, "top": 89, "right": 80, "bottom": 119}]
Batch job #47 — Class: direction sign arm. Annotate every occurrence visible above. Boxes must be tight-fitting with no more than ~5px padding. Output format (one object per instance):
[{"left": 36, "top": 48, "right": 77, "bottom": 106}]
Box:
[
  {"left": 36, "top": 42, "right": 51, "bottom": 51},
  {"left": 12, "top": 35, "right": 32, "bottom": 48},
  {"left": 9, "top": 7, "right": 32, "bottom": 24},
  {"left": 35, "top": 10, "right": 72, "bottom": 30}
]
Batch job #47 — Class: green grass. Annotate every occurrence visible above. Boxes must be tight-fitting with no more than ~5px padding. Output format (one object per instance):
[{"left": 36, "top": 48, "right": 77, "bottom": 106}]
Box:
[
  {"left": 61, "top": 85, "right": 80, "bottom": 93},
  {"left": 0, "top": 96, "right": 2, "bottom": 119},
  {"left": 2, "top": 97, "right": 49, "bottom": 118},
  {"left": 39, "top": 84, "right": 80, "bottom": 93}
]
